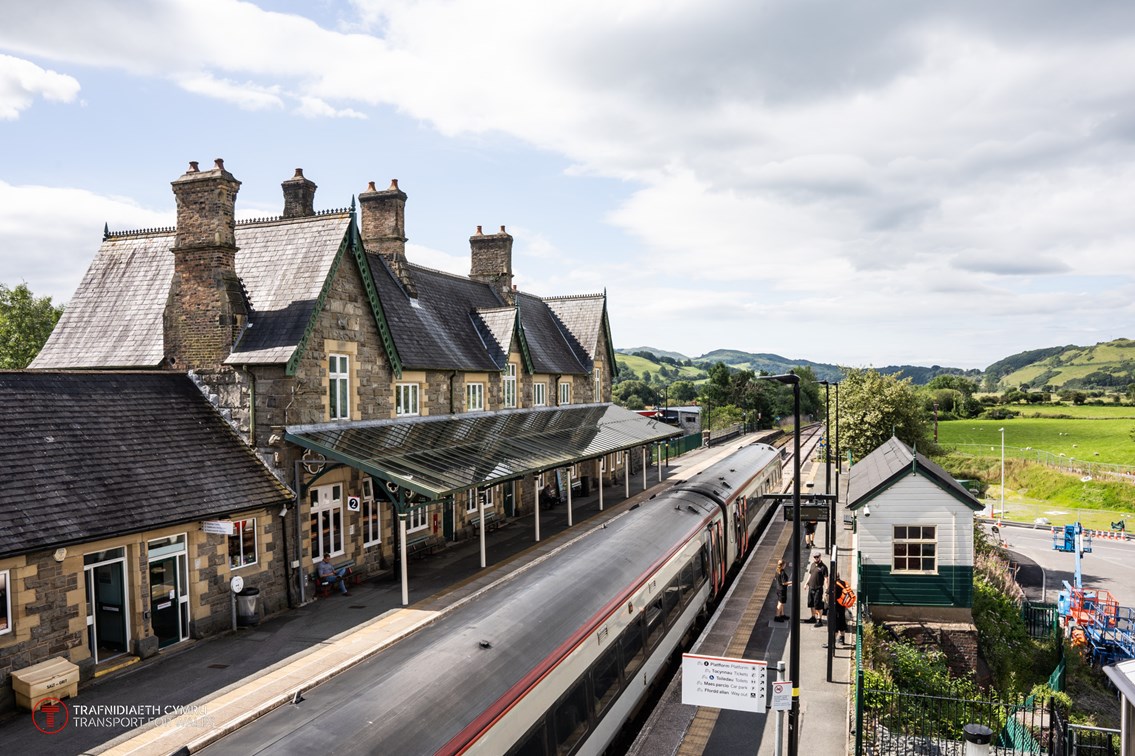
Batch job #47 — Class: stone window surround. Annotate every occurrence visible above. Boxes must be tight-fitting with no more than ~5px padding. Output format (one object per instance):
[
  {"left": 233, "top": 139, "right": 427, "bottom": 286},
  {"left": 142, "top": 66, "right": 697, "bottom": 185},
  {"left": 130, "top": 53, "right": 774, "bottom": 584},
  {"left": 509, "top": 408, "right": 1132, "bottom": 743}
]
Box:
[
  {"left": 322, "top": 340, "right": 358, "bottom": 422},
  {"left": 310, "top": 483, "right": 345, "bottom": 559},
  {"left": 228, "top": 519, "right": 258, "bottom": 570},
  {"left": 466, "top": 382, "right": 485, "bottom": 412},
  {"left": 0, "top": 569, "right": 9, "bottom": 636},
  {"left": 503, "top": 363, "right": 517, "bottom": 408},
  {"left": 361, "top": 479, "right": 381, "bottom": 547}
]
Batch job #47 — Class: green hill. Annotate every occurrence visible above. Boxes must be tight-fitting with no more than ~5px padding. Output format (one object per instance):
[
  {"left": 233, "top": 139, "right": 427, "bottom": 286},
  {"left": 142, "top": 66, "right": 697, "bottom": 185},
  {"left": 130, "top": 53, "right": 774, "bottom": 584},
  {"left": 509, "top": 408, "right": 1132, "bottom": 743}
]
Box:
[{"left": 993, "top": 339, "right": 1135, "bottom": 390}]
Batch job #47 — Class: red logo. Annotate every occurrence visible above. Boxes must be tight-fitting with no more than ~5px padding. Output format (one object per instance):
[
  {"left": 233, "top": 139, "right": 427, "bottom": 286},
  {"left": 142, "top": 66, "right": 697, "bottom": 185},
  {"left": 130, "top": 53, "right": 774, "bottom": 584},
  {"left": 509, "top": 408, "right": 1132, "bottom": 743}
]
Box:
[{"left": 32, "top": 697, "right": 69, "bottom": 734}]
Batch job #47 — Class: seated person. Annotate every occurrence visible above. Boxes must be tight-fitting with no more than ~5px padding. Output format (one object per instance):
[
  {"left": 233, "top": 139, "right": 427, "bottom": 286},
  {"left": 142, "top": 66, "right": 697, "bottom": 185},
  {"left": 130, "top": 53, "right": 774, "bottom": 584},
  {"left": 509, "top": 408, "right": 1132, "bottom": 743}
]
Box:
[
  {"left": 317, "top": 553, "right": 350, "bottom": 596},
  {"left": 540, "top": 484, "right": 559, "bottom": 509}
]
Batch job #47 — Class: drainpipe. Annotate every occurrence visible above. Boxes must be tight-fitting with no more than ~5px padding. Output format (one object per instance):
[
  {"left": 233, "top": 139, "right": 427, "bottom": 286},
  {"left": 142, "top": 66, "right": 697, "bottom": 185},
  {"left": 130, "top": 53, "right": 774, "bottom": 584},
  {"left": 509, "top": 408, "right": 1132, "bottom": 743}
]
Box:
[
  {"left": 243, "top": 366, "right": 256, "bottom": 447},
  {"left": 449, "top": 371, "right": 457, "bottom": 414}
]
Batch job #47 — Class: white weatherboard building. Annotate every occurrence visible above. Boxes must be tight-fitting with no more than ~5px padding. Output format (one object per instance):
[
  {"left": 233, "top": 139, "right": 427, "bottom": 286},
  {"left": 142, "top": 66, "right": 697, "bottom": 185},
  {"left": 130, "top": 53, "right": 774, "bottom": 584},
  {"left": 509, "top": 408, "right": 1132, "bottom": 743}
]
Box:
[{"left": 848, "top": 437, "right": 984, "bottom": 623}]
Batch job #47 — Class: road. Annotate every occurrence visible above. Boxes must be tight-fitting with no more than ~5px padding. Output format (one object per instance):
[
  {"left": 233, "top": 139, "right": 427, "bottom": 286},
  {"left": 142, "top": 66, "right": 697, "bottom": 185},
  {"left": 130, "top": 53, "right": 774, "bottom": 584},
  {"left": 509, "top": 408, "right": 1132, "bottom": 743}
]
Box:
[{"left": 993, "top": 521, "right": 1135, "bottom": 609}]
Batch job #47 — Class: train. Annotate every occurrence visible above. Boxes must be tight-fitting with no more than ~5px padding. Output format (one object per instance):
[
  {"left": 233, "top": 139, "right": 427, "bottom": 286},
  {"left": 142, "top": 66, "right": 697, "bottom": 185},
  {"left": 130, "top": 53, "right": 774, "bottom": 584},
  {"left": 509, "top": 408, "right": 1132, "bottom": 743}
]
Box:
[{"left": 202, "top": 442, "right": 784, "bottom": 756}]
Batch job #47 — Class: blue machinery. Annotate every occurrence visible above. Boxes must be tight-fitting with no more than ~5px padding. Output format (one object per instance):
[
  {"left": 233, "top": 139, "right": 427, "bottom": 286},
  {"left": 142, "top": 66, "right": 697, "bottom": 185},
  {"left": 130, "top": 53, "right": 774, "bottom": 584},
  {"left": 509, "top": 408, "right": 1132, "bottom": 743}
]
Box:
[{"left": 1054, "top": 523, "right": 1135, "bottom": 665}]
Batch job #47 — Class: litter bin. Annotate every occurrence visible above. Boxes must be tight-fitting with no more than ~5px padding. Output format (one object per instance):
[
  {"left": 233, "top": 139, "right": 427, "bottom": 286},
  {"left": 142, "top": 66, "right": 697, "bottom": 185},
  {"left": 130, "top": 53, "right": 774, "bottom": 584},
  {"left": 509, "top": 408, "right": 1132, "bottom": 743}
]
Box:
[{"left": 236, "top": 586, "right": 260, "bottom": 627}]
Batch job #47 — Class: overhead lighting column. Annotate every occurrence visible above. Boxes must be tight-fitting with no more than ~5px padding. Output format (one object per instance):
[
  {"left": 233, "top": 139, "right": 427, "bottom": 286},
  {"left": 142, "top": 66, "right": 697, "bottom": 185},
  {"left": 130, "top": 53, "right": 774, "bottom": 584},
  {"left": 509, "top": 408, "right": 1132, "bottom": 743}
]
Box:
[{"left": 757, "top": 373, "right": 801, "bottom": 756}]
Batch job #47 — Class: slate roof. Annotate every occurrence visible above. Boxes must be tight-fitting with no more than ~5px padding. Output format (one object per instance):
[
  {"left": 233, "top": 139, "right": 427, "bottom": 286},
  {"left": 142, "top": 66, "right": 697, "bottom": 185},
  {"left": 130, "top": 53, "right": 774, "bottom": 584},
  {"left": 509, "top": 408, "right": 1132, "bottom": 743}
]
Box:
[
  {"left": 0, "top": 371, "right": 293, "bottom": 559},
  {"left": 31, "top": 213, "right": 352, "bottom": 369},
  {"left": 472, "top": 307, "right": 517, "bottom": 370},
  {"left": 847, "top": 436, "right": 982, "bottom": 511},
  {"left": 545, "top": 294, "right": 609, "bottom": 364},
  {"left": 515, "top": 292, "right": 590, "bottom": 375},
  {"left": 369, "top": 257, "right": 504, "bottom": 372}
]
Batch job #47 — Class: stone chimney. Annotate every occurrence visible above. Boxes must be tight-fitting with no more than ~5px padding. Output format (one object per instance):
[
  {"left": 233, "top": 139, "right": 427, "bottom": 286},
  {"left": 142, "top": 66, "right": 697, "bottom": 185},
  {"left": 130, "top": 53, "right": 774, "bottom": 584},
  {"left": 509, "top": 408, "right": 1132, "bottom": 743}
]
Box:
[
  {"left": 281, "top": 168, "right": 316, "bottom": 217},
  {"left": 470, "top": 225, "right": 514, "bottom": 305},
  {"left": 358, "top": 179, "right": 416, "bottom": 297},
  {"left": 164, "top": 158, "right": 247, "bottom": 370}
]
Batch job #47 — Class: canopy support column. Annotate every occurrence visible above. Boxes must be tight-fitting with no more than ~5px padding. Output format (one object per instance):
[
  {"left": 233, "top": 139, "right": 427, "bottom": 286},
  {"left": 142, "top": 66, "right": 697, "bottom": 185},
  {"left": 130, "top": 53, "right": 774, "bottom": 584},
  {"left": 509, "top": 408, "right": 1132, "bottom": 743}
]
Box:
[
  {"left": 398, "top": 512, "right": 409, "bottom": 606},
  {"left": 599, "top": 459, "right": 605, "bottom": 511},
  {"left": 624, "top": 454, "right": 630, "bottom": 500},
  {"left": 642, "top": 446, "right": 647, "bottom": 491},
  {"left": 534, "top": 478, "right": 541, "bottom": 543},
  {"left": 658, "top": 443, "right": 663, "bottom": 482},
  {"left": 478, "top": 488, "right": 487, "bottom": 568},
  {"left": 567, "top": 467, "right": 573, "bottom": 528}
]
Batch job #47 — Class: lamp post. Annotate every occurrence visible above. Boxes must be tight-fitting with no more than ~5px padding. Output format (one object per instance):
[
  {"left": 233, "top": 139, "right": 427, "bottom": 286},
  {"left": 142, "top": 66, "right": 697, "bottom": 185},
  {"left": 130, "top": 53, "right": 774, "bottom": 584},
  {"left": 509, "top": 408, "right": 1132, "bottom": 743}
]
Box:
[
  {"left": 757, "top": 373, "right": 801, "bottom": 756},
  {"left": 820, "top": 381, "right": 833, "bottom": 550},
  {"left": 999, "top": 427, "right": 1005, "bottom": 520}
]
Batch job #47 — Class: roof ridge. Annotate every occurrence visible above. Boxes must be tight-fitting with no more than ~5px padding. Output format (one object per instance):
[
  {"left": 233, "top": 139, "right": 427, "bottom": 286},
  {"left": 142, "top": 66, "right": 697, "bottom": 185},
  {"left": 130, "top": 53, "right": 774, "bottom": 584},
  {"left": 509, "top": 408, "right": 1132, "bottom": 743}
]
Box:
[
  {"left": 542, "top": 292, "right": 604, "bottom": 302},
  {"left": 103, "top": 209, "right": 351, "bottom": 239}
]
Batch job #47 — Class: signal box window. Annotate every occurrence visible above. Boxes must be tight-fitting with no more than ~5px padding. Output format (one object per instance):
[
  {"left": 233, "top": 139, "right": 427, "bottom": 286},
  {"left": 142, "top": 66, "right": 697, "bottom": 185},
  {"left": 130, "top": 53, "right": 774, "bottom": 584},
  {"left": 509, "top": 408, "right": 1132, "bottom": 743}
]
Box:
[{"left": 893, "top": 525, "right": 937, "bottom": 572}]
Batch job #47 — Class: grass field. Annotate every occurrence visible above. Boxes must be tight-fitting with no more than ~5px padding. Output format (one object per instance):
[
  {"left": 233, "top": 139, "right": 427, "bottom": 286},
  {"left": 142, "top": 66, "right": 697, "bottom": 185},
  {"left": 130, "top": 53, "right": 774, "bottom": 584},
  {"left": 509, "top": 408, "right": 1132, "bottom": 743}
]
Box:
[
  {"left": 616, "top": 354, "right": 704, "bottom": 381},
  {"left": 938, "top": 417, "right": 1135, "bottom": 466},
  {"left": 976, "top": 487, "right": 1134, "bottom": 533},
  {"left": 1009, "top": 404, "right": 1135, "bottom": 419}
]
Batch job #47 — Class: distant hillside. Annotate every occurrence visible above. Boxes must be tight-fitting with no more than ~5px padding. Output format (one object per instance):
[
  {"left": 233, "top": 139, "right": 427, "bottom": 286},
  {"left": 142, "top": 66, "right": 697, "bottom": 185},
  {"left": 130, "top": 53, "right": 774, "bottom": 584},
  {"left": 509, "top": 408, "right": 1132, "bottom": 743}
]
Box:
[
  {"left": 992, "top": 339, "right": 1135, "bottom": 390},
  {"left": 619, "top": 346, "right": 691, "bottom": 362},
  {"left": 616, "top": 340, "right": 1135, "bottom": 391}
]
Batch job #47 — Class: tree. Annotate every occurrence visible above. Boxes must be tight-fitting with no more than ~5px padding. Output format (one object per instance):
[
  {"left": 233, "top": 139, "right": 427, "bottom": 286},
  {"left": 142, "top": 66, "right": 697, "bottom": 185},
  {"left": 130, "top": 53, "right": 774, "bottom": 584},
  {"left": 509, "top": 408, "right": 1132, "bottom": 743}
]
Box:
[
  {"left": 837, "top": 367, "right": 933, "bottom": 461},
  {"left": 0, "top": 282, "right": 63, "bottom": 369},
  {"left": 669, "top": 381, "right": 698, "bottom": 403}
]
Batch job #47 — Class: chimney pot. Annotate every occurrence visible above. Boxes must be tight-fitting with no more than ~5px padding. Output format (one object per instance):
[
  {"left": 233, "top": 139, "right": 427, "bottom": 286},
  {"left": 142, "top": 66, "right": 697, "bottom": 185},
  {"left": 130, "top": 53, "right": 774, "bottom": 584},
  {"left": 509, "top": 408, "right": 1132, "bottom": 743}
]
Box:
[
  {"left": 188, "top": 161, "right": 199, "bottom": 172},
  {"left": 366, "top": 181, "right": 377, "bottom": 192},
  {"left": 214, "top": 158, "right": 225, "bottom": 170},
  {"left": 389, "top": 179, "right": 399, "bottom": 190},
  {"left": 476, "top": 225, "right": 483, "bottom": 235},
  {"left": 500, "top": 225, "right": 506, "bottom": 234},
  {"left": 294, "top": 168, "right": 304, "bottom": 177}
]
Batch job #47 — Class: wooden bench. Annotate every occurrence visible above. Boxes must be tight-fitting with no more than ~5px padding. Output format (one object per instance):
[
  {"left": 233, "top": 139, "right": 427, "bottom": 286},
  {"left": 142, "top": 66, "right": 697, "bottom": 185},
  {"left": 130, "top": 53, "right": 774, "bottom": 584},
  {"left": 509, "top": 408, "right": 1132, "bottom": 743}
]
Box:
[
  {"left": 471, "top": 511, "right": 501, "bottom": 534},
  {"left": 311, "top": 559, "right": 360, "bottom": 598},
  {"left": 404, "top": 533, "right": 445, "bottom": 560}
]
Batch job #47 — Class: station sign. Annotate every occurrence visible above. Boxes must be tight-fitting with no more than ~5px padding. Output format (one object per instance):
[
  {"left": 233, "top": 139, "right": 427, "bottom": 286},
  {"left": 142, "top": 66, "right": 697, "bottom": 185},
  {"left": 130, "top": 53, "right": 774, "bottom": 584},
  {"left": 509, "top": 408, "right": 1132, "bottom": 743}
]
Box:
[
  {"left": 203, "top": 520, "right": 234, "bottom": 535},
  {"left": 681, "top": 653, "right": 767, "bottom": 712}
]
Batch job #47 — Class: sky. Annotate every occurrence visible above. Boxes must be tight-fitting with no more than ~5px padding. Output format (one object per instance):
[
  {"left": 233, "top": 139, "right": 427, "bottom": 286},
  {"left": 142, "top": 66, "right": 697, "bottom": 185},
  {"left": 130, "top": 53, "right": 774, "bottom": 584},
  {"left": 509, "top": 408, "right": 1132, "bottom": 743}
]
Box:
[{"left": 2, "top": 1, "right": 1134, "bottom": 371}]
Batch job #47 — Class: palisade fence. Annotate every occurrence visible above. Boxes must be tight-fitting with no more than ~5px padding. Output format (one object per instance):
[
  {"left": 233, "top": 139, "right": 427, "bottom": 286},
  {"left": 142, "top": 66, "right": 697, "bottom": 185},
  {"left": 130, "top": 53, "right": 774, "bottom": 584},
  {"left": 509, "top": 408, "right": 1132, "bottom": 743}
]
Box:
[
  {"left": 852, "top": 561, "right": 1118, "bottom": 754},
  {"left": 947, "top": 443, "right": 1135, "bottom": 484}
]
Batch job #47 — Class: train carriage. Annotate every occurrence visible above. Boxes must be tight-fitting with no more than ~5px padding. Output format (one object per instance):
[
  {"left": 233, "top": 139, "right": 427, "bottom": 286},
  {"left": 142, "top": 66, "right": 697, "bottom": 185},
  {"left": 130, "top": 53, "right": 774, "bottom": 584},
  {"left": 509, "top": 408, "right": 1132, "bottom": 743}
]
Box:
[{"left": 202, "top": 443, "right": 783, "bottom": 756}]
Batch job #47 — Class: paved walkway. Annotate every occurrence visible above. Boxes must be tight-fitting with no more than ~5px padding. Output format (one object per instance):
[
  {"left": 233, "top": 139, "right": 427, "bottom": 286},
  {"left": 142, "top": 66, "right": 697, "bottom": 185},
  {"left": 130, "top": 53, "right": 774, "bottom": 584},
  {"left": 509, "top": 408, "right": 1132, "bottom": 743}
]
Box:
[
  {"left": 629, "top": 455, "right": 855, "bottom": 755},
  {"left": 0, "top": 439, "right": 758, "bottom": 756}
]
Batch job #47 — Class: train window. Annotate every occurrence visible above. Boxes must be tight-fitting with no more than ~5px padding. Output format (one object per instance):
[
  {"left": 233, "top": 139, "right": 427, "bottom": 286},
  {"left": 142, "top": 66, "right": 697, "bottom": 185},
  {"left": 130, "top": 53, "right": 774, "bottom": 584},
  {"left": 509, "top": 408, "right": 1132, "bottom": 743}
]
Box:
[
  {"left": 590, "top": 644, "right": 621, "bottom": 719},
  {"left": 645, "top": 597, "right": 665, "bottom": 648},
  {"left": 678, "top": 562, "right": 693, "bottom": 600},
  {"left": 621, "top": 615, "right": 646, "bottom": 680},
  {"left": 662, "top": 579, "right": 680, "bottom": 625},
  {"left": 694, "top": 548, "right": 708, "bottom": 589},
  {"left": 507, "top": 719, "right": 549, "bottom": 756},
  {"left": 552, "top": 679, "right": 591, "bottom": 754}
]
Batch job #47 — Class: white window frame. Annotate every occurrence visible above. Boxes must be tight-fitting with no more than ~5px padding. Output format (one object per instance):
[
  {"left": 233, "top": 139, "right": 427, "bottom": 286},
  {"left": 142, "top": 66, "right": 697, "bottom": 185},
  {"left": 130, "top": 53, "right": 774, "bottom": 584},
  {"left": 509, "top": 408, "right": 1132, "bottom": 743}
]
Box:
[
  {"left": 533, "top": 382, "right": 547, "bottom": 407},
  {"left": 559, "top": 381, "right": 571, "bottom": 405},
  {"left": 407, "top": 505, "right": 429, "bottom": 533},
  {"left": 892, "top": 525, "right": 937, "bottom": 574},
  {"left": 396, "top": 382, "right": 420, "bottom": 416},
  {"left": 329, "top": 354, "right": 350, "bottom": 420},
  {"left": 468, "top": 486, "right": 494, "bottom": 513},
  {"left": 310, "top": 483, "right": 345, "bottom": 559},
  {"left": 0, "top": 569, "right": 10, "bottom": 636},
  {"left": 361, "top": 479, "right": 381, "bottom": 547},
  {"left": 593, "top": 367, "right": 602, "bottom": 399},
  {"left": 466, "top": 382, "right": 485, "bottom": 412},
  {"left": 228, "top": 519, "right": 258, "bottom": 569},
  {"left": 503, "top": 364, "right": 517, "bottom": 408}
]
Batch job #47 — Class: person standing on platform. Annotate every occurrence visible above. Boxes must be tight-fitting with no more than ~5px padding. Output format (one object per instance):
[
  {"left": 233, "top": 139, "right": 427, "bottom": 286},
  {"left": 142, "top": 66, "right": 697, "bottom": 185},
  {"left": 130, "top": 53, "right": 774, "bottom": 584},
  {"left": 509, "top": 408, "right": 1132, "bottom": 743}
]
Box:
[
  {"left": 804, "top": 519, "right": 817, "bottom": 548},
  {"left": 772, "top": 559, "right": 792, "bottom": 621},
  {"left": 806, "top": 552, "right": 828, "bottom": 626}
]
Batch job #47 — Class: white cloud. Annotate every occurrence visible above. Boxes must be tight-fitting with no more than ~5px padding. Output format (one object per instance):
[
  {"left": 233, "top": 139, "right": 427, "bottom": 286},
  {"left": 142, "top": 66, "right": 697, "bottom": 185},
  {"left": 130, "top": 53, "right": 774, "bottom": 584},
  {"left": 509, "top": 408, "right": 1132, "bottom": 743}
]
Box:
[
  {"left": 0, "top": 54, "right": 80, "bottom": 119},
  {"left": 0, "top": 180, "right": 172, "bottom": 305}
]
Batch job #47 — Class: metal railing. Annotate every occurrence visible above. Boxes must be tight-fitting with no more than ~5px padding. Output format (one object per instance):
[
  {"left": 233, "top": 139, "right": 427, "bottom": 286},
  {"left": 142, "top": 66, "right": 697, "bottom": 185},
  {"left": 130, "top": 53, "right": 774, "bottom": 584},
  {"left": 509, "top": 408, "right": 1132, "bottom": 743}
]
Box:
[{"left": 946, "top": 443, "right": 1135, "bottom": 484}]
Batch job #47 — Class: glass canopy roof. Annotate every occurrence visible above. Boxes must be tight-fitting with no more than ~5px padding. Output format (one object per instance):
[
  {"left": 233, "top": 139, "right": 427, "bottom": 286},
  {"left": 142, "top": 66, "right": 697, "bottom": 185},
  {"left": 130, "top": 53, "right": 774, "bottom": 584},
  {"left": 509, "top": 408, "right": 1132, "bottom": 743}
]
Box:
[{"left": 285, "top": 403, "right": 683, "bottom": 500}]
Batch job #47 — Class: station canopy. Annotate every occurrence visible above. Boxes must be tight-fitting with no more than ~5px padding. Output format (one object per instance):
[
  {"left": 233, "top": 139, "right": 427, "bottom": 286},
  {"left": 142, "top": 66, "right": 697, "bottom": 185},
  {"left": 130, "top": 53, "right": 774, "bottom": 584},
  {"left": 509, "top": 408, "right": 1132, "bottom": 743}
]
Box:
[{"left": 286, "top": 403, "right": 683, "bottom": 501}]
